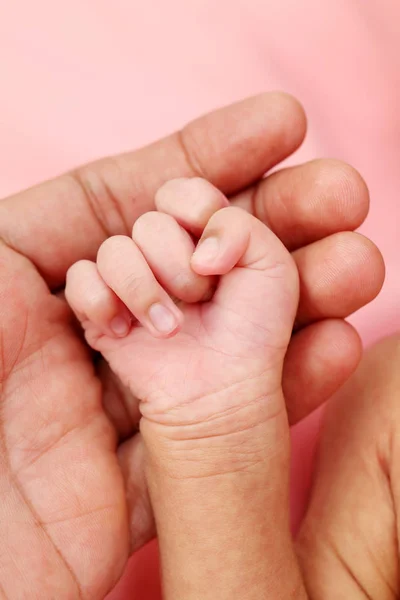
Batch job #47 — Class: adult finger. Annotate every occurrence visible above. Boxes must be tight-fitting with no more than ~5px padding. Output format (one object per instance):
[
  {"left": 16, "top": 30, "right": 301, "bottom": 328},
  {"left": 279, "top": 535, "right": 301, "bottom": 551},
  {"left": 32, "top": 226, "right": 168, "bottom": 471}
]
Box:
[
  {"left": 283, "top": 319, "right": 362, "bottom": 424},
  {"left": 118, "top": 434, "right": 156, "bottom": 553},
  {"left": 232, "top": 159, "right": 370, "bottom": 249},
  {"left": 0, "top": 92, "right": 306, "bottom": 289},
  {"left": 293, "top": 232, "right": 385, "bottom": 327}
]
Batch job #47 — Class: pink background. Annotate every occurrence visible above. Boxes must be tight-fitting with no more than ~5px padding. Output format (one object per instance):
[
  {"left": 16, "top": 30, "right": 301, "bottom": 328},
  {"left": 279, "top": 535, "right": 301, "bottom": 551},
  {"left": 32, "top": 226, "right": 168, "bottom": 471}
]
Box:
[{"left": 1, "top": 1, "right": 399, "bottom": 597}]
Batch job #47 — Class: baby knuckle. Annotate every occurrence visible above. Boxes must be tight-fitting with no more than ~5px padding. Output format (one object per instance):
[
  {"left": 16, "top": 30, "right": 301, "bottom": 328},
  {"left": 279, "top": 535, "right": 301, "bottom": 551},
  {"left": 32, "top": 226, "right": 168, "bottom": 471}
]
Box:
[
  {"left": 132, "top": 211, "right": 162, "bottom": 238},
  {"left": 86, "top": 287, "right": 112, "bottom": 313},
  {"left": 120, "top": 272, "right": 148, "bottom": 296},
  {"left": 97, "top": 235, "right": 129, "bottom": 265}
]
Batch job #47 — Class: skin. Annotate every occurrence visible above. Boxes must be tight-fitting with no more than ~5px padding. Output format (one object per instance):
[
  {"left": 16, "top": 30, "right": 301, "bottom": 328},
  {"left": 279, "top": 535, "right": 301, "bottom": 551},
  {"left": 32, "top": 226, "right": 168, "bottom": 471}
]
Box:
[
  {"left": 296, "top": 335, "right": 400, "bottom": 599},
  {"left": 67, "top": 179, "right": 400, "bottom": 600},
  {"left": 66, "top": 178, "right": 304, "bottom": 599},
  {"left": 0, "top": 92, "right": 385, "bottom": 598}
]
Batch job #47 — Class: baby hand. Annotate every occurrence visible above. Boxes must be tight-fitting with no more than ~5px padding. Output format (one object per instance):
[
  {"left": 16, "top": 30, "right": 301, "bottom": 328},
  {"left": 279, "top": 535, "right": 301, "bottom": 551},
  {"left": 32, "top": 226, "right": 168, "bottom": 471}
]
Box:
[{"left": 65, "top": 178, "right": 298, "bottom": 458}]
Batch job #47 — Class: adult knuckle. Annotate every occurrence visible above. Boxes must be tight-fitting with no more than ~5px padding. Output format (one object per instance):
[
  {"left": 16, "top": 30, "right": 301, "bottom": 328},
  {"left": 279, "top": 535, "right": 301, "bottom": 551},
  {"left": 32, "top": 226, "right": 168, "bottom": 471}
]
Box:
[{"left": 70, "top": 159, "right": 130, "bottom": 238}]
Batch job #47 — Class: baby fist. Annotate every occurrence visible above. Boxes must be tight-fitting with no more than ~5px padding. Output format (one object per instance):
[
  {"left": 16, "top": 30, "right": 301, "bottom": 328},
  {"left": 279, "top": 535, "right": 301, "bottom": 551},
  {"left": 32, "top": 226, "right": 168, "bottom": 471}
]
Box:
[{"left": 66, "top": 178, "right": 299, "bottom": 474}]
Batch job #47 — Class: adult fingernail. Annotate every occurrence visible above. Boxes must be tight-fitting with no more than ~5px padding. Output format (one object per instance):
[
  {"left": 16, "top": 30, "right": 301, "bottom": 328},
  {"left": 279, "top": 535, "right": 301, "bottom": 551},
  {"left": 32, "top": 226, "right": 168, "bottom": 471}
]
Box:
[
  {"left": 192, "top": 237, "right": 219, "bottom": 264},
  {"left": 111, "top": 315, "right": 130, "bottom": 337},
  {"left": 149, "top": 303, "right": 178, "bottom": 334}
]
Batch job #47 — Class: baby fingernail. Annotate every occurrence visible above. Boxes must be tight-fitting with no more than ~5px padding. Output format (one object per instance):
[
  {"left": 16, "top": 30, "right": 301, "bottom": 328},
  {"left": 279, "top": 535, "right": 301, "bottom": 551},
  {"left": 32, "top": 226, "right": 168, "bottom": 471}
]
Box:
[
  {"left": 193, "top": 237, "right": 219, "bottom": 263},
  {"left": 111, "top": 316, "right": 130, "bottom": 337},
  {"left": 149, "top": 303, "right": 178, "bottom": 334}
]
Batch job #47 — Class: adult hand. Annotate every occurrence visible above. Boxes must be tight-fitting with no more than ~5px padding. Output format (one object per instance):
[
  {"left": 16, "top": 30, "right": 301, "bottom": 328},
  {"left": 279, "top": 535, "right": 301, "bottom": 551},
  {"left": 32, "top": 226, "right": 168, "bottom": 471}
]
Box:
[
  {"left": 297, "top": 335, "right": 400, "bottom": 598},
  {"left": 0, "top": 92, "right": 384, "bottom": 598}
]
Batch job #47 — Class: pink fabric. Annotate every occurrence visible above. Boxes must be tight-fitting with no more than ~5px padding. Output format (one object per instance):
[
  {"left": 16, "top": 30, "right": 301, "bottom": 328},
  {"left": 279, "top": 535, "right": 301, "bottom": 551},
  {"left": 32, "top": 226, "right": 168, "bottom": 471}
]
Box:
[{"left": 1, "top": 1, "right": 398, "bottom": 597}]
